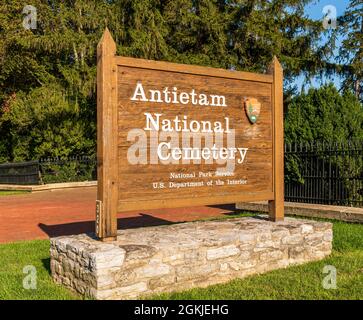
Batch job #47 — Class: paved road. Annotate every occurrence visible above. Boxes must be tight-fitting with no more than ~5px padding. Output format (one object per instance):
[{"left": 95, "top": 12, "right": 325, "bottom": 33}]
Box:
[{"left": 0, "top": 187, "right": 235, "bottom": 243}]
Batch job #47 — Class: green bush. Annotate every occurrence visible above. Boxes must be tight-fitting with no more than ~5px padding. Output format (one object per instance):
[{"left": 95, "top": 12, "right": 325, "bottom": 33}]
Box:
[
  {"left": 40, "top": 159, "right": 96, "bottom": 184},
  {"left": 284, "top": 84, "right": 363, "bottom": 205},
  {"left": 285, "top": 84, "right": 363, "bottom": 143}
]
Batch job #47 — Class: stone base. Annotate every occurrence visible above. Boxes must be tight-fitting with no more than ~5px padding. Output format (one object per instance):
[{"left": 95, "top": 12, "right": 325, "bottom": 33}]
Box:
[{"left": 50, "top": 217, "right": 332, "bottom": 300}]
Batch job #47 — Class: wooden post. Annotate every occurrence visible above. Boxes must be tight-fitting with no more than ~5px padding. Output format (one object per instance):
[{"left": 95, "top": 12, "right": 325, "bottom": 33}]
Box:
[
  {"left": 268, "top": 57, "right": 284, "bottom": 221},
  {"left": 96, "top": 28, "right": 118, "bottom": 241}
]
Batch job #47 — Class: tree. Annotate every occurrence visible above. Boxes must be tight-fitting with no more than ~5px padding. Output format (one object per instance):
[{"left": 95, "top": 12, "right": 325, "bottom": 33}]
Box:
[
  {"left": 0, "top": 0, "right": 337, "bottom": 162},
  {"left": 162, "top": 0, "right": 233, "bottom": 68},
  {"left": 284, "top": 84, "right": 363, "bottom": 203},
  {"left": 338, "top": 0, "right": 363, "bottom": 103},
  {"left": 227, "top": 0, "right": 336, "bottom": 82},
  {"left": 285, "top": 83, "right": 363, "bottom": 142},
  {"left": 0, "top": 0, "right": 119, "bottom": 161}
]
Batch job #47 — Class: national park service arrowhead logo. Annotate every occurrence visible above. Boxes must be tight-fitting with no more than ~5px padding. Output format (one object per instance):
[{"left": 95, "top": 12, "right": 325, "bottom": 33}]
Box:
[{"left": 244, "top": 98, "right": 261, "bottom": 124}]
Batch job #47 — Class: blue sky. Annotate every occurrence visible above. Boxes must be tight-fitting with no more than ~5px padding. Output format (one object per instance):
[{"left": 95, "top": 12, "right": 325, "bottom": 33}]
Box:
[
  {"left": 305, "top": 0, "right": 349, "bottom": 20},
  {"left": 293, "top": 0, "right": 350, "bottom": 91}
]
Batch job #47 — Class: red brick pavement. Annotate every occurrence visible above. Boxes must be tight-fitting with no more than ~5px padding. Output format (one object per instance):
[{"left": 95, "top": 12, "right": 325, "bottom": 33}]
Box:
[{"left": 0, "top": 187, "right": 235, "bottom": 243}]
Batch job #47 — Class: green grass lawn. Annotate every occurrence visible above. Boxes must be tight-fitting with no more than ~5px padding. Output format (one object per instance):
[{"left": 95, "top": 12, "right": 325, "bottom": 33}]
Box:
[
  {"left": 0, "top": 240, "right": 80, "bottom": 300},
  {"left": 0, "top": 215, "right": 362, "bottom": 300},
  {"left": 0, "top": 190, "right": 29, "bottom": 196}
]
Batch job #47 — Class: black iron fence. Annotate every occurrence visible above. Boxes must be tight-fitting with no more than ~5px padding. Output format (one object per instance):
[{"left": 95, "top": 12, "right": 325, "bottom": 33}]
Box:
[
  {"left": 39, "top": 156, "right": 97, "bottom": 184},
  {"left": 0, "top": 156, "right": 97, "bottom": 185},
  {"left": 0, "top": 160, "right": 40, "bottom": 185},
  {"left": 0, "top": 142, "right": 362, "bottom": 207},
  {"left": 284, "top": 141, "right": 363, "bottom": 207}
]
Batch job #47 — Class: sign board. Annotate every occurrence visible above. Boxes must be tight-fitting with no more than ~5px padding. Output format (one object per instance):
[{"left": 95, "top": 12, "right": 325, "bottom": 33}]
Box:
[{"left": 96, "top": 29, "right": 284, "bottom": 240}]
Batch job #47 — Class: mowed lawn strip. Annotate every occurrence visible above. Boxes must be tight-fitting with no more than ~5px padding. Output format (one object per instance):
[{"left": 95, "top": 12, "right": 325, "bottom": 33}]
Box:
[
  {"left": 0, "top": 190, "right": 29, "bottom": 196},
  {"left": 0, "top": 214, "right": 362, "bottom": 300}
]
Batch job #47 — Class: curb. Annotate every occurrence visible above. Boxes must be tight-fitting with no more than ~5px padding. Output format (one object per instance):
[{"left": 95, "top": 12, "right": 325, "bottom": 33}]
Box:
[
  {"left": 0, "top": 181, "right": 97, "bottom": 192},
  {"left": 236, "top": 201, "right": 363, "bottom": 223}
]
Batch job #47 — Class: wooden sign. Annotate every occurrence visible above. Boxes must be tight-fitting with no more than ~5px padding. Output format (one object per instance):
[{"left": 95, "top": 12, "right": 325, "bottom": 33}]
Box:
[{"left": 96, "top": 29, "right": 284, "bottom": 241}]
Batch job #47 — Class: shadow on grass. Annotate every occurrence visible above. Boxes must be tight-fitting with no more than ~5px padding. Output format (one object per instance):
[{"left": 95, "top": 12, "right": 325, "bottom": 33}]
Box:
[{"left": 42, "top": 257, "right": 51, "bottom": 274}]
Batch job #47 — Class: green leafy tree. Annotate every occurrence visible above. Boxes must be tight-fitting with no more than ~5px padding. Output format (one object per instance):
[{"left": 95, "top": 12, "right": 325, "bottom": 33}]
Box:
[
  {"left": 285, "top": 84, "right": 363, "bottom": 142},
  {"left": 116, "top": 0, "right": 169, "bottom": 60},
  {"left": 0, "top": 0, "right": 119, "bottom": 161},
  {"left": 227, "top": 0, "right": 336, "bottom": 81},
  {"left": 0, "top": 0, "right": 341, "bottom": 163},
  {"left": 338, "top": 0, "right": 363, "bottom": 102},
  {"left": 162, "top": 0, "right": 233, "bottom": 68},
  {"left": 284, "top": 84, "right": 363, "bottom": 204}
]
